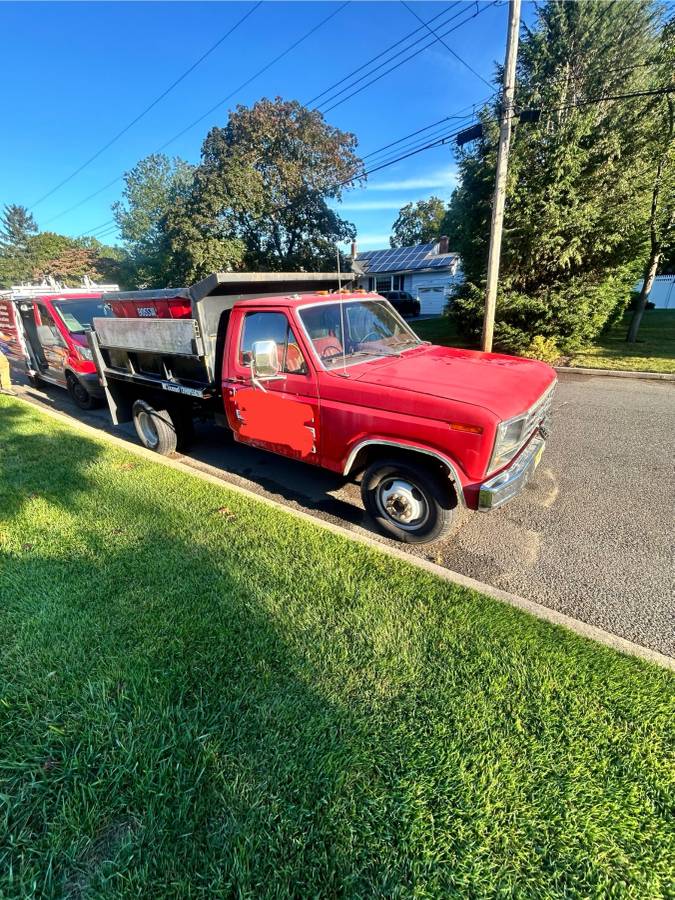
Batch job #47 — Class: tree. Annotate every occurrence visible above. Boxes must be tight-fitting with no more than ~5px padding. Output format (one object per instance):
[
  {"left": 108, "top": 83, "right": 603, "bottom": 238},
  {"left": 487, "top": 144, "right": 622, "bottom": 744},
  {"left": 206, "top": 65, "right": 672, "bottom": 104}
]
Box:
[
  {"left": 0, "top": 204, "right": 37, "bottom": 251},
  {"left": 113, "top": 154, "right": 194, "bottom": 287},
  {"left": 166, "top": 97, "right": 362, "bottom": 281},
  {"left": 627, "top": 21, "right": 675, "bottom": 342},
  {"left": 444, "top": 1, "right": 669, "bottom": 357},
  {"left": 390, "top": 196, "right": 447, "bottom": 248}
]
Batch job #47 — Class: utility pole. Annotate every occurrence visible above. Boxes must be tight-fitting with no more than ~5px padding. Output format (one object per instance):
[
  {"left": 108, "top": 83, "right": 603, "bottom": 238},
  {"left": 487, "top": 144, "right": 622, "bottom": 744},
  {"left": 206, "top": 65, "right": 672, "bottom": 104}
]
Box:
[{"left": 482, "top": 0, "right": 521, "bottom": 352}]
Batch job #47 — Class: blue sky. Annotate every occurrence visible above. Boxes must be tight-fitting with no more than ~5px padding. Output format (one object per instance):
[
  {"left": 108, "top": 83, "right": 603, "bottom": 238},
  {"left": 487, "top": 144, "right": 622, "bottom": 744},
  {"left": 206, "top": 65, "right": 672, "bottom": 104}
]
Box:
[{"left": 1, "top": 1, "right": 536, "bottom": 252}]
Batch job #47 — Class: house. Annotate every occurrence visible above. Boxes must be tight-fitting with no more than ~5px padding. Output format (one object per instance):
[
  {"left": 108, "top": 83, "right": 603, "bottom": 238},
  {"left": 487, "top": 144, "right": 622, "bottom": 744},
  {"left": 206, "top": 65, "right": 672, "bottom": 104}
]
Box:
[{"left": 351, "top": 236, "right": 462, "bottom": 316}]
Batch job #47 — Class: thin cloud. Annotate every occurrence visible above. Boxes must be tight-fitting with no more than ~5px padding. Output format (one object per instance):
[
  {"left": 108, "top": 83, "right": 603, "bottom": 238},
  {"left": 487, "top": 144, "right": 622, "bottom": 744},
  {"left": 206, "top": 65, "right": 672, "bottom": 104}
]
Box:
[
  {"left": 366, "top": 167, "right": 458, "bottom": 192},
  {"left": 340, "top": 233, "right": 391, "bottom": 247},
  {"left": 337, "top": 200, "right": 404, "bottom": 211}
]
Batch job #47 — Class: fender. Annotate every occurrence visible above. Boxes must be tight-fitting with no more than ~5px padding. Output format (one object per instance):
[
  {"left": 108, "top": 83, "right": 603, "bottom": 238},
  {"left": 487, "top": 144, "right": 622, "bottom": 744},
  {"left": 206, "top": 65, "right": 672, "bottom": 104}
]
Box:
[{"left": 342, "top": 438, "right": 466, "bottom": 506}]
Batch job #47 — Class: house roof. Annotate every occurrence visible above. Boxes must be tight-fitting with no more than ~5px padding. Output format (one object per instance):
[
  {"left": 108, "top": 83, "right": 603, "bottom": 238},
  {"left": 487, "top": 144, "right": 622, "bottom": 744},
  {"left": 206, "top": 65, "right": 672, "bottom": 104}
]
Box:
[{"left": 354, "top": 241, "right": 459, "bottom": 275}]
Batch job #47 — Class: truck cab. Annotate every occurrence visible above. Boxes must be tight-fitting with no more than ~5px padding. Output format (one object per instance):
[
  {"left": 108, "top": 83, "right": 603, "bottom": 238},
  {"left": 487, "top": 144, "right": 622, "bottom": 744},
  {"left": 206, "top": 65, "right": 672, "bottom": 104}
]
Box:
[{"left": 89, "top": 273, "right": 556, "bottom": 544}]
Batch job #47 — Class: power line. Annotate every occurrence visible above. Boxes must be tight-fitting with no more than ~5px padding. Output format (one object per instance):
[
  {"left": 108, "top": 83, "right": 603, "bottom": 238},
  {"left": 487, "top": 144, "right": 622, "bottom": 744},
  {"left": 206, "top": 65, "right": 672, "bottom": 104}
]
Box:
[
  {"left": 360, "top": 96, "right": 495, "bottom": 163},
  {"left": 315, "top": 4, "right": 474, "bottom": 111},
  {"left": 305, "top": 3, "right": 460, "bottom": 107},
  {"left": 400, "top": 0, "right": 494, "bottom": 90},
  {"left": 29, "top": 2, "right": 262, "bottom": 211},
  {"left": 156, "top": 1, "right": 351, "bottom": 153},
  {"left": 319, "top": 2, "right": 500, "bottom": 114},
  {"left": 42, "top": 2, "right": 350, "bottom": 227}
]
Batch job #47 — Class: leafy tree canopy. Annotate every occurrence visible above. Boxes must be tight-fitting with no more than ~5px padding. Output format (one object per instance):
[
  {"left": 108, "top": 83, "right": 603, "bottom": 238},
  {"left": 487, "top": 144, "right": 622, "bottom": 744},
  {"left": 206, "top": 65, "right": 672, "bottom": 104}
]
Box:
[
  {"left": 113, "top": 154, "right": 194, "bottom": 288},
  {"left": 390, "top": 196, "right": 447, "bottom": 248},
  {"left": 163, "top": 97, "right": 362, "bottom": 282},
  {"left": 444, "top": 0, "right": 671, "bottom": 356}
]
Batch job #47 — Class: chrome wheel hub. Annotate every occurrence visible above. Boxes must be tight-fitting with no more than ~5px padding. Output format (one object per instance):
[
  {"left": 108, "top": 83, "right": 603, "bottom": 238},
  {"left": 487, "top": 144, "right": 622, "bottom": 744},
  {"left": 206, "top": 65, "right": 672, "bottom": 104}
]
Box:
[
  {"left": 377, "top": 478, "right": 429, "bottom": 529},
  {"left": 137, "top": 410, "right": 159, "bottom": 448}
]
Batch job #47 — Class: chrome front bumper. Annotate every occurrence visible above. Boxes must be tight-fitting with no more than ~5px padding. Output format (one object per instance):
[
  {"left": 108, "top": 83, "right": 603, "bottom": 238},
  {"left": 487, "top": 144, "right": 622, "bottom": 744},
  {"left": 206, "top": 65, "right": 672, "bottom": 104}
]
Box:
[{"left": 478, "top": 434, "right": 545, "bottom": 511}]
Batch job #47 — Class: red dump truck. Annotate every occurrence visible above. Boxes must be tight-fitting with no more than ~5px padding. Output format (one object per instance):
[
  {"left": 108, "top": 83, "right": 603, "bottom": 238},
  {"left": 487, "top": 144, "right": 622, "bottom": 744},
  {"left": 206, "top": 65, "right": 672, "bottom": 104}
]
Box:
[
  {"left": 89, "top": 272, "right": 556, "bottom": 543},
  {"left": 0, "top": 282, "right": 118, "bottom": 408}
]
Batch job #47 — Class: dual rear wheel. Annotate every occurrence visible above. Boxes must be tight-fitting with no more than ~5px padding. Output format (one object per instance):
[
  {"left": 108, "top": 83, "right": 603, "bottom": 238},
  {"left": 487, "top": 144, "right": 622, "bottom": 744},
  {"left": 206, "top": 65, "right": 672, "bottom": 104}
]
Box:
[{"left": 132, "top": 399, "right": 193, "bottom": 456}]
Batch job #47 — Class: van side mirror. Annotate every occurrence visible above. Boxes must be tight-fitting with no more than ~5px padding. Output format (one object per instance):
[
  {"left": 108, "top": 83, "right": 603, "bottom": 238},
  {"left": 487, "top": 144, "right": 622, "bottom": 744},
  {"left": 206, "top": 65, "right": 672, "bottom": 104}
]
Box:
[{"left": 251, "top": 340, "right": 280, "bottom": 379}]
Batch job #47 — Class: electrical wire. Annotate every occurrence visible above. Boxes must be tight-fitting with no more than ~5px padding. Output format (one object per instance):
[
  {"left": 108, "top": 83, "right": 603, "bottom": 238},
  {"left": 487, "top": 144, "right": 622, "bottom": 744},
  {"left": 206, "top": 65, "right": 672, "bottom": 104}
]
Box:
[
  {"left": 400, "top": 0, "right": 494, "bottom": 90},
  {"left": 319, "top": 2, "right": 500, "bottom": 114},
  {"left": 305, "top": 3, "right": 460, "bottom": 107},
  {"left": 29, "top": 2, "right": 262, "bottom": 210},
  {"left": 43, "top": 2, "right": 350, "bottom": 227},
  {"left": 155, "top": 1, "right": 351, "bottom": 153}
]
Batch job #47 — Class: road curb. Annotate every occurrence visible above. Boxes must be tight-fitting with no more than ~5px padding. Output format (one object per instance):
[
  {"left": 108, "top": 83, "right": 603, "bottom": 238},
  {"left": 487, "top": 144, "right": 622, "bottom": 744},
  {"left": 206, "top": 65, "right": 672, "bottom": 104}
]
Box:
[
  {"left": 555, "top": 366, "right": 675, "bottom": 382},
  {"left": 6, "top": 394, "right": 675, "bottom": 673}
]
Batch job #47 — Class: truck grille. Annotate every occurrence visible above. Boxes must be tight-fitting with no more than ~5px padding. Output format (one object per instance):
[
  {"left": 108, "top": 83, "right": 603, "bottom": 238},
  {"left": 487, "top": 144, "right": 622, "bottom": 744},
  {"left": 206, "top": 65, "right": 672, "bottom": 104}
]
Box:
[{"left": 522, "top": 381, "right": 555, "bottom": 444}]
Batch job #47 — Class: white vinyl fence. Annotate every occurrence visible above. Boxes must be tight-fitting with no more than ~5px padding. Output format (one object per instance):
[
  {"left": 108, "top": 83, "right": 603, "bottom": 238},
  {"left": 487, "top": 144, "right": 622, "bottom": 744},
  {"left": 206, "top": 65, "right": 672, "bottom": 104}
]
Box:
[{"left": 635, "top": 275, "right": 675, "bottom": 309}]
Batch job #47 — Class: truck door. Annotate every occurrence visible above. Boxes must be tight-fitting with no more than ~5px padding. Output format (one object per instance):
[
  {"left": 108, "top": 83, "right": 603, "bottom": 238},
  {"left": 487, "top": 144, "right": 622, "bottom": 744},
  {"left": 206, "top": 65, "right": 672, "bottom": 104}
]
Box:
[
  {"left": 33, "top": 303, "right": 68, "bottom": 385},
  {"left": 224, "top": 309, "right": 320, "bottom": 464}
]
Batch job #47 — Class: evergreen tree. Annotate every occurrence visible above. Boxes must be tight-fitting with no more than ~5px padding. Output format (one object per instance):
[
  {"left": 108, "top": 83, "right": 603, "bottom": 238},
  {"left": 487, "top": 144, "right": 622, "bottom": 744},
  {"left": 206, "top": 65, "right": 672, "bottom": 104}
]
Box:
[
  {"left": 444, "top": 0, "right": 670, "bottom": 356},
  {"left": 0, "top": 204, "right": 37, "bottom": 251}
]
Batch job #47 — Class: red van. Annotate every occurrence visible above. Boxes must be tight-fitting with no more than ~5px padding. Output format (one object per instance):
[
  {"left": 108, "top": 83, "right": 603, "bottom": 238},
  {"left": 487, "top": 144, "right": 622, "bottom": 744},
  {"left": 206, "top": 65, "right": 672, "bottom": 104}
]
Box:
[{"left": 0, "top": 285, "right": 118, "bottom": 409}]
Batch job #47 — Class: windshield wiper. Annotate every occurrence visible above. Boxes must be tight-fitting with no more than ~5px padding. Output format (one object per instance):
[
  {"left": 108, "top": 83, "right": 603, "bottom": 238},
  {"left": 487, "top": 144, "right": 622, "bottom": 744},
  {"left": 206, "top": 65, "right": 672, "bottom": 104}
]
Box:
[{"left": 352, "top": 347, "right": 401, "bottom": 358}]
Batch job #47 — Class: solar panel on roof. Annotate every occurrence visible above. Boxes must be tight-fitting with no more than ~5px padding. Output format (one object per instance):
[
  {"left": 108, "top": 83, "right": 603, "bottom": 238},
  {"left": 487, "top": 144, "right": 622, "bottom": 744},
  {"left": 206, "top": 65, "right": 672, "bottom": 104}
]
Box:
[{"left": 355, "top": 241, "right": 457, "bottom": 275}]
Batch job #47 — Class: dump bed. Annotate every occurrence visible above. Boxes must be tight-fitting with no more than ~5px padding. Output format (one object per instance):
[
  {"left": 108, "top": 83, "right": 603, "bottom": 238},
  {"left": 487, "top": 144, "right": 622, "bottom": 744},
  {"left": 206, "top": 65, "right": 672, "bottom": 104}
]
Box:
[{"left": 90, "top": 272, "right": 352, "bottom": 419}]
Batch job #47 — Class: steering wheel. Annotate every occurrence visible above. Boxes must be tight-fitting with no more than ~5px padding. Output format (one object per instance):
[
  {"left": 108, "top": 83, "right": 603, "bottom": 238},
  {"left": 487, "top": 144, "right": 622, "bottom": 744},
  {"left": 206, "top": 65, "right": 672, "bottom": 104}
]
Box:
[
  {"left": 320, "top": 344, "right": 343, "bottom": 359},
  {"left": 359, "top": 331, "right": 380, "bottom": 344}
]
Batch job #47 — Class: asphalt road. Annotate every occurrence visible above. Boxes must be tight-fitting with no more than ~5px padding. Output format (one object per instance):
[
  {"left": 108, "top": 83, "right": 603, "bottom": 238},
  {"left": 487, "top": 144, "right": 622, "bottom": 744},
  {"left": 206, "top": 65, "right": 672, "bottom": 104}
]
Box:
[{"left": 8, "top": 373, "right": 675, "bottom": 657}]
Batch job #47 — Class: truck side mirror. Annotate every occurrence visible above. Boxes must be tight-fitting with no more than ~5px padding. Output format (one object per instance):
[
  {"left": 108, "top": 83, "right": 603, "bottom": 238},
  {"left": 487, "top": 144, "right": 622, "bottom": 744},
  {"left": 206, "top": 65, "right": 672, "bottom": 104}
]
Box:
[{"left": 251, "top": 340, "right": 281, "bottom": 379}]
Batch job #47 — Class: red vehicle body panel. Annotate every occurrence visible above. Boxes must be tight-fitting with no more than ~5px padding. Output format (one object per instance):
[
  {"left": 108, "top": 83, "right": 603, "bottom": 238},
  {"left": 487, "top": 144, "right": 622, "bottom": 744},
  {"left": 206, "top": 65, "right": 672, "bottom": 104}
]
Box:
[
  {"left": 215, "top": 293, "right": 557, "bottom": 509},
  {"left": 0, "top": 293, "right": 103, "bottom": 388}
]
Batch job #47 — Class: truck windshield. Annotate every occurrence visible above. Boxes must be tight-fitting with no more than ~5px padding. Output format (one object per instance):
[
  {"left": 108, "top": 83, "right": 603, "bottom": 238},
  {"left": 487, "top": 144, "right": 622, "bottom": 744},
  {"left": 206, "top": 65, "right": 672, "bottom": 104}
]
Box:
[
  {"left": 299, "top": 299, "right": 421, "bottom": 369},
  {"left": 53, "top": 299, "right": 115, "bottom": 335}
]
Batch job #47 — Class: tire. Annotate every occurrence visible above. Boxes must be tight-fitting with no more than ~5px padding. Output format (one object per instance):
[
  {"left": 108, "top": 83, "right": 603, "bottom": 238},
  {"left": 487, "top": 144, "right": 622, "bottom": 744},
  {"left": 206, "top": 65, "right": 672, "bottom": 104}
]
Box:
[
  {"left": 132, "top": 399, "right": 178, "bottom": 455},
  {"left": 360, "top": 458, "right": 457, "bottom": 543},
  {"left": 67, "top": 374, "right": 100, "bottom": 410}
]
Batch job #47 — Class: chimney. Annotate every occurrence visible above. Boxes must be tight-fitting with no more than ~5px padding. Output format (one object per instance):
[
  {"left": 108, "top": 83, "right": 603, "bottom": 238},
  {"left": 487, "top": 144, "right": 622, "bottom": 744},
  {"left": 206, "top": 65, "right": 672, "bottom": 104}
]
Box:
[
  {"left": 438, "top": 235, "right": 449, "bottom": 255},
  {"left": 350, "top": 240, "right": 357, "bottom": 260}
]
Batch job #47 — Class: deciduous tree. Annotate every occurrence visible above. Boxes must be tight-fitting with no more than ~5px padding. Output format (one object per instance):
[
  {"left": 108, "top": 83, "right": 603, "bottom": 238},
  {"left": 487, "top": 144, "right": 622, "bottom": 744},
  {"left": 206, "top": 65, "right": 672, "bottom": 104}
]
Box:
[{"left": 390, "top": 197, "right": 447, "bottom": 248}]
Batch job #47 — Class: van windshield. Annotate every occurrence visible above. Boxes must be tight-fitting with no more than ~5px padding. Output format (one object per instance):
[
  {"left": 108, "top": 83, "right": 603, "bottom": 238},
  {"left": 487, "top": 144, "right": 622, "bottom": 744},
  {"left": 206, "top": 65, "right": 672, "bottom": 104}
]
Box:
[
  {"left": 299, "top": 299, "right": 421, "bottom": 369},
  {"left": 53, "top": 299, "right": 115, "bottom": 334}
]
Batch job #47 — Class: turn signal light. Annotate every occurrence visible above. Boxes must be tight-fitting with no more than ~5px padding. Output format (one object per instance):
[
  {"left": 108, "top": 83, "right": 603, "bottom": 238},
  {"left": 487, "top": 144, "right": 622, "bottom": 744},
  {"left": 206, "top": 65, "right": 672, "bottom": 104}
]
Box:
[{"left": 449, "top": 422, "right": 483, "bottom": 434}]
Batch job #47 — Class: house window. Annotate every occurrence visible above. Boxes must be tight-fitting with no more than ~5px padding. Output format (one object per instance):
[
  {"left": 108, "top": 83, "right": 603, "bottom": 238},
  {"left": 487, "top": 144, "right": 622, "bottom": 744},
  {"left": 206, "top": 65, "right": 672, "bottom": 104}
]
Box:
[
  {"left": 367, "top": 277, "right": 374, "bottom": 291},
  {"left": 393, "top": 274, "right": 405, "bottom": 290},
  {"left": 376, "top": 276, "right": 392, "bottom": 293}
]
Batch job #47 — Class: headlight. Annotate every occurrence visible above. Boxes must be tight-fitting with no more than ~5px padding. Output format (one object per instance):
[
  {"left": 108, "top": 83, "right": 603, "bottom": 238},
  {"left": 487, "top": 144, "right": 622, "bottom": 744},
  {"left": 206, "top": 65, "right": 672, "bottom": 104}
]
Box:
[
  {"left": 489, "top": 413, "right": 528, "bottom": 472},
  {"left": 78, "top": 345, "right": 93, "bottom": 361}
]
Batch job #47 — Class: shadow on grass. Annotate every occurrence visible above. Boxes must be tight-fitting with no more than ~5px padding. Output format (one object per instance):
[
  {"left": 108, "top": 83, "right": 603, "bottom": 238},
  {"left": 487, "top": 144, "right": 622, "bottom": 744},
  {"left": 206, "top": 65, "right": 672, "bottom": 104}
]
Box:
[
  {"left": 1, "top": 397, "right": 673, "bottom": 898},
  {"left": 0, "top": 401, "right": 103, "bottom": 522},
  {"left": 0, "top": 404, "right": 402, "bottom": 896}
]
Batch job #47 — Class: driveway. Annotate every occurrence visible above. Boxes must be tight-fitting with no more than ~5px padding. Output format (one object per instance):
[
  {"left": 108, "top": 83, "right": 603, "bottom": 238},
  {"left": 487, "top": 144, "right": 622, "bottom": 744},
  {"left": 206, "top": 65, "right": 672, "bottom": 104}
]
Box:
[{"left": 9, "top": 373, "right": 675, "bottom": 657}]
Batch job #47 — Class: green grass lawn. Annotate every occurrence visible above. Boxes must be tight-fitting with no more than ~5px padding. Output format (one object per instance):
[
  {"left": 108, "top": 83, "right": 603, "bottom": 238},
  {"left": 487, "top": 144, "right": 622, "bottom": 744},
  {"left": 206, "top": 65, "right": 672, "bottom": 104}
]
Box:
[
  {"left": 413, "top": 309, "right": 675, "bottom": 373},
  {"left": 568, "top": 310, "right": 675, "bottom": 373},
  {"left": 1, "top": 396, "right": 673, "bottom": 898},
  {"left": 411, "top": 315, "right": 475, "bottom": 348}
]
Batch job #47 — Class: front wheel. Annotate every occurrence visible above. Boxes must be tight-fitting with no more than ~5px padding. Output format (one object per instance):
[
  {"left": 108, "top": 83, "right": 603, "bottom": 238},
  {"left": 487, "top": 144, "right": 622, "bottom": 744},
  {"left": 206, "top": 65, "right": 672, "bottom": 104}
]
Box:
[
  {"left": 67, "top": 374, "right": 100, "bottom": 410},
  {"left": 360, "top": 458, "right": 457, "bottom": 543}
]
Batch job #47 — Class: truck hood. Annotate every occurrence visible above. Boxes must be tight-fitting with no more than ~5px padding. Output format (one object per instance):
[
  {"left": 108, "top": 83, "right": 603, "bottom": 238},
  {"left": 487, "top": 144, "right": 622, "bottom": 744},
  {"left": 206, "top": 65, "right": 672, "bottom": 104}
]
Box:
[{"left": 352, "top": 345, "right": 556, "bottom": 420}]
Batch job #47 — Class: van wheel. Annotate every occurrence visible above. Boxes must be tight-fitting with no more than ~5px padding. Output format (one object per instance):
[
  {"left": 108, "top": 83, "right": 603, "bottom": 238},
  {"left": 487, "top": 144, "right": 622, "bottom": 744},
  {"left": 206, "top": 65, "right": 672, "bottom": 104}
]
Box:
[
  {"left": 361, "top": 458, "right": 457, "bottom": 543},
  {"left": 132, "top": 400, "right": 178, "bottom": 455},
  {"left": 67, "top": 374, "right": 99, "bottom": 410}
]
